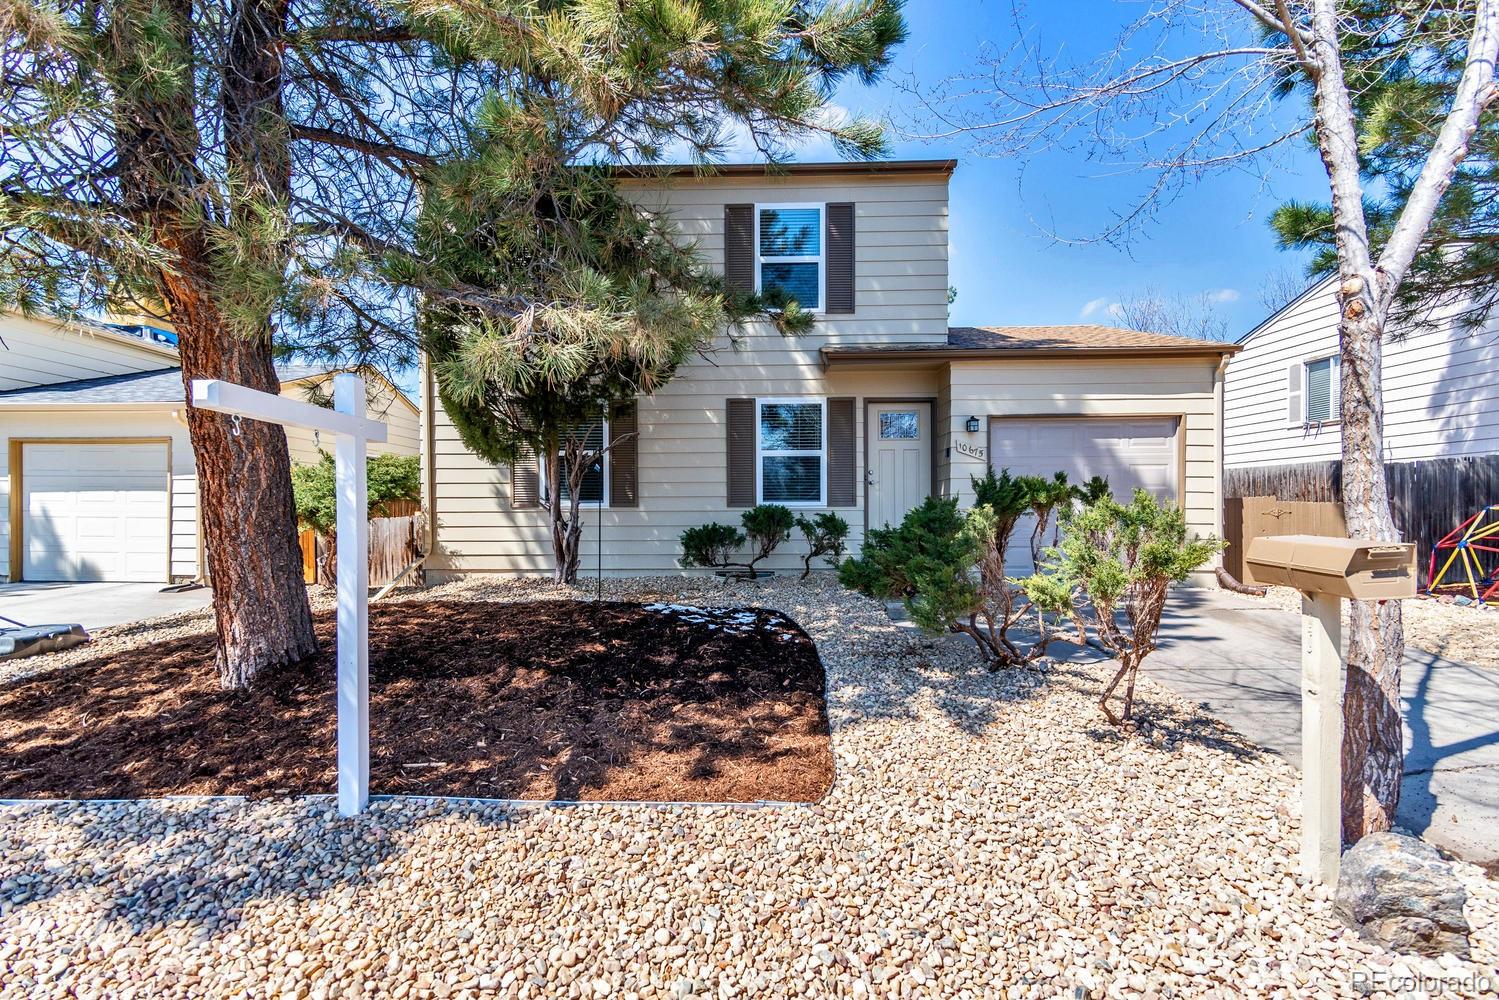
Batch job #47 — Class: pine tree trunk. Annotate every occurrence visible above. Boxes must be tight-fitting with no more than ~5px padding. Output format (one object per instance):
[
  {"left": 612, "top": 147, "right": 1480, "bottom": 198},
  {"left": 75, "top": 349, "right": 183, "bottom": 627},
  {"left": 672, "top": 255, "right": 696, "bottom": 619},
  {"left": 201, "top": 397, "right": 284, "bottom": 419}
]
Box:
[
  {"left": 177, "top": 312, "right": 318, "bottom": 687},
  {"left": 1337, "top": 293, "right": 1405, "bottom": 840},
  {"left": 113, "top": 0, "right": 316, "bottom": 687}
]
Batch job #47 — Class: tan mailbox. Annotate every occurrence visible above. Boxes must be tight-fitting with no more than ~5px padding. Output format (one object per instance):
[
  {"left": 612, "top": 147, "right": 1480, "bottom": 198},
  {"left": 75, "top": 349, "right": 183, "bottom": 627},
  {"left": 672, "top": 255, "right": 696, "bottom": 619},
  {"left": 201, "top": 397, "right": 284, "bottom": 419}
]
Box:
[
  {"left": 1244, "top": 534, "right": 1417, "bottom": 600},
  {"left": 1241, "top": 534, "right": 1418, "bottom": 886}
]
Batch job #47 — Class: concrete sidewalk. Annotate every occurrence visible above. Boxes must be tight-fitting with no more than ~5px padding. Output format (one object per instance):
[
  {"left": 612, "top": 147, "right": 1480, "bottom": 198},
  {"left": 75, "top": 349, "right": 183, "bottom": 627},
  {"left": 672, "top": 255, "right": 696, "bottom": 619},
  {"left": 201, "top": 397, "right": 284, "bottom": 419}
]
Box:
[
  {"left": 0, "top": 581, "right": 212, "bottom": 632},
  {"left": 1145, "top": 587, "right": 1499, "bottom": 868}
]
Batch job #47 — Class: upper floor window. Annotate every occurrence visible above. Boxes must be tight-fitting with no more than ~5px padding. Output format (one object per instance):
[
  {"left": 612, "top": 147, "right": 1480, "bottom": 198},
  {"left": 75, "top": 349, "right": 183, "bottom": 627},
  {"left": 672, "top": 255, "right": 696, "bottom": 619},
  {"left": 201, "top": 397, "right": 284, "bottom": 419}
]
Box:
[
  {"left": 1305, "top": 355, "right": 1340, "bottom": 423},
  {"left": 756, "top": 205, "right": 823, "bottom": 311}
]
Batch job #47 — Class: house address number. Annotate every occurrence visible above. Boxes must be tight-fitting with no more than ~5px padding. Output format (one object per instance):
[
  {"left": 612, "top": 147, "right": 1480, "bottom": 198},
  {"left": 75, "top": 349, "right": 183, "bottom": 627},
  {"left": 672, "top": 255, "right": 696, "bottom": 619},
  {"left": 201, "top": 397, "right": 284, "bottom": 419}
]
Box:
[{"left": 954, "top": 440, "right": 987, "bottom": 462}]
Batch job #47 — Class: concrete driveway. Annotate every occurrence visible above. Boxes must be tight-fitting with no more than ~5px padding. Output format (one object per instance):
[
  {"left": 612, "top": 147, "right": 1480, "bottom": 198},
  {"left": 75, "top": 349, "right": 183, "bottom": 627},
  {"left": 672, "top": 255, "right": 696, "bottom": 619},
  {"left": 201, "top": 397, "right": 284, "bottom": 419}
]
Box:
[
  {"left": 0, "top": 581, "right": 211, "bottom": 632},
  {"left": 1145, "top": 587, "right": 1499, "bottom": 869}
]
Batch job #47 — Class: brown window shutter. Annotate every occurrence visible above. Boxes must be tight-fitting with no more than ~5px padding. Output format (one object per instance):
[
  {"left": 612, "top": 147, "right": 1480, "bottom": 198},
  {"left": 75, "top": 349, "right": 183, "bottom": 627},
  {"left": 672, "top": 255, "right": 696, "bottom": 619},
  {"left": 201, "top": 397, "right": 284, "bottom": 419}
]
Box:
[
  {"left": 825, "top": 203, "right": 855, "bottom": 314},
  {"left": 827, "top": 397, "right": 857, "bottom": 506},
  {"left": 724, "top": 204, "right": 754, "bottom": 293},
  {"left": 726, "top": 397, "right": 756, "bottom": 507},
  {"left": 510, "top": 446, "right": 540, "bottom": 509},
  {"left": 609, "top": 404, "right": 639, "bottom": 508}
]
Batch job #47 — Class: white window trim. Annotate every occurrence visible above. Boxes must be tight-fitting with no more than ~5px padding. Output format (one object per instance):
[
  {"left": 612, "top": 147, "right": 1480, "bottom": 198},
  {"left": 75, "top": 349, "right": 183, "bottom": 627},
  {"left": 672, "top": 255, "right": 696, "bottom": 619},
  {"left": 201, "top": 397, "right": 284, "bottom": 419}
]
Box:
[
  {"left": 541, "top": 417, "right": 610, "bottom": 509},
  {"left": 753, "top": 203, "right": 825, "bottom": 314},
  {"left": 1304, "top": 354, "right": 1341, "bottom": 425},
  {"left": 755, "top": 397, "right": 827, "bottom": 507}
]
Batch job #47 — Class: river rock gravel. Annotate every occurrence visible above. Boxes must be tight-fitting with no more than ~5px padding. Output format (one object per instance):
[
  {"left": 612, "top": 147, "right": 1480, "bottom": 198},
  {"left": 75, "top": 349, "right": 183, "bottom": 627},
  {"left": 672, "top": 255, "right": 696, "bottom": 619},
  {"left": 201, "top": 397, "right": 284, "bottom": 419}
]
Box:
[{"left": 2, "top": 575, "right": 1496, "bottom": 998}]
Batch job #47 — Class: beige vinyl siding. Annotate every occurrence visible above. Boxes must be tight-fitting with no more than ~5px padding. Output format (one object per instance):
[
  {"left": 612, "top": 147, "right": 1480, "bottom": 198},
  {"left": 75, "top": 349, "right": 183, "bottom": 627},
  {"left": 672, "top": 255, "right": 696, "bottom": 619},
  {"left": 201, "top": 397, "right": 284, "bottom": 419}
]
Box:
[
  {"left": 281, "top": 375, "right": 421, "bottom": 468},
  {"left": 429, "top": 170, "right": 955, "bottom": 577},
  {"left": 621, "top": 174, "right": 951, "bottom": 344},
  {"left": 943, "top": 357, "right": 1225, "bottom": 563},
  {"left": 0, "top": 313, "right": 178, "bottom": 391},
  {"left": 170, "top": 471, "right": 198, "bottom": 579},
  {"left": 426, "top": 322, "right": 944, "bottom": 578}
]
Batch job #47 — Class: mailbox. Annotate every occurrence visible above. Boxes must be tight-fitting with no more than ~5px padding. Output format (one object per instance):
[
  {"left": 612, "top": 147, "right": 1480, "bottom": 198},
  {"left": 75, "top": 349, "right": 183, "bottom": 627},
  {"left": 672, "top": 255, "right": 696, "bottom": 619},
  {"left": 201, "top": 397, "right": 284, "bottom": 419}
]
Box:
[
  {"left": 1244, "top": 534, "right": 1417, "bottom": 600},
  {"left": 1242, "top": 533, "right": 1419, "bottom": 885}
]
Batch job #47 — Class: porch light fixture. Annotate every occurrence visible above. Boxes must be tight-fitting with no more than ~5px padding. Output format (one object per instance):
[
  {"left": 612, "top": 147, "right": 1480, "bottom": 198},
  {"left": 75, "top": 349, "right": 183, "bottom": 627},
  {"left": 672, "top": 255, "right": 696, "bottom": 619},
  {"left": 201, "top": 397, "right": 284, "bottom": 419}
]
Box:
[{"left": 965, "top": 415, "right": 981, "bottom": 433}]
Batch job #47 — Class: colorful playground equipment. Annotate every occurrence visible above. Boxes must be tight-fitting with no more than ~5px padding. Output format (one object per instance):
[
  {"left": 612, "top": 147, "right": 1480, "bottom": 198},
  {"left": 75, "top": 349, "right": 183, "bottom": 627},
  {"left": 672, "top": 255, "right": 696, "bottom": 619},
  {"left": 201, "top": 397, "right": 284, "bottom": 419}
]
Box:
[{"left": 1427, "top": 504, "right": 1499, "bottom": 604}]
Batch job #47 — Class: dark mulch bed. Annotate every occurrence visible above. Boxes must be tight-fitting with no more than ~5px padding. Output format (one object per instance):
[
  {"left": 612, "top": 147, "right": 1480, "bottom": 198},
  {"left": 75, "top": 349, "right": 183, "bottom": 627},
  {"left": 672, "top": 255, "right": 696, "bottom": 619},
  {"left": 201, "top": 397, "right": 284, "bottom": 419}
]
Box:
[{"left": 0, "top": 600, "right": 832, "bottom": 803}]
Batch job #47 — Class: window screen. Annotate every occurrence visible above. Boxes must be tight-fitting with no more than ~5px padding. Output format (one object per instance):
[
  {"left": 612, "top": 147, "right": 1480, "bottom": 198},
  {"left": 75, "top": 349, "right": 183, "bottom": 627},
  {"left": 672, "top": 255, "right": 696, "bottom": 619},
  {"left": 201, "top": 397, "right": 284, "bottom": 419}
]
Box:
[
  {"left": 1305, "top": 357, "right": 1339, "bottom": 423},
  {"left": 758, "top": 206, "right": 822, "bottom": 310},
  {"left": 759, "top": 400, "right": 824, "bottom": 504},
  {"left": 556, "top": 420, "right": 606, "bottom": 504}
]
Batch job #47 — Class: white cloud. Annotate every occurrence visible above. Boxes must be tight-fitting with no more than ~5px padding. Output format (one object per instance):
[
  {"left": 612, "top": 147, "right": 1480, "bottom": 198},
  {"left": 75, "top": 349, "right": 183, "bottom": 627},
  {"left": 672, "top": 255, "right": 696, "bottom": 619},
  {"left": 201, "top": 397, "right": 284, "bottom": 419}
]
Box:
[
  {"left": 1079, "top": 296, "right": 1112, "bottom": 319},
  {"left": 1205, "top": 288, "right": 1241, "bottom": 305}
]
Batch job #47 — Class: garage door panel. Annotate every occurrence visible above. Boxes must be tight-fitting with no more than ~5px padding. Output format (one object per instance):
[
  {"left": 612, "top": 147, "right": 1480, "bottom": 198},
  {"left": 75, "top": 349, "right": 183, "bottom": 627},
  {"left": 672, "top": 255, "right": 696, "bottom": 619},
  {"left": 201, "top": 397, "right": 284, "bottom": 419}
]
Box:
[
  {"left": 22, "top": 442, "right": 170, "bottom": 582},
  {"left": 989, "top": 416, "right": 1180, "bottom": 574}
]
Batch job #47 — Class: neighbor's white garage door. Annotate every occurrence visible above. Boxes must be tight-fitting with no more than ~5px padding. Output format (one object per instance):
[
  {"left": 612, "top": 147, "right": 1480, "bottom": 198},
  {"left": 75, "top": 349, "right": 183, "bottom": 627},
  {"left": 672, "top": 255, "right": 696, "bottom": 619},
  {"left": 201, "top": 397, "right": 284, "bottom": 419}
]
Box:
[
  {"left": 23, "top": 442, "right": 170, "bottom": 582},
  {"left": 989, "top": 416, "right": 1180, "bottom": 571}
]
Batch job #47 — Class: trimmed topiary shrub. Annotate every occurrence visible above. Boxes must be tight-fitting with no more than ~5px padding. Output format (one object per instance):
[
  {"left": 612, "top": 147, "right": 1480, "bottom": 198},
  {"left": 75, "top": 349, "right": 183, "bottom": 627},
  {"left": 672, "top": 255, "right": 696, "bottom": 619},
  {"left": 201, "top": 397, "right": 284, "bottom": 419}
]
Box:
[
  {"left": 678, "top": 504, "right": 795, "bottom": 578},
  {"left": 679, "top": 522, "right": 746, "bottom": 571},
  {"left": 794, "top": 512, "right": 850, "bottom": 579}
]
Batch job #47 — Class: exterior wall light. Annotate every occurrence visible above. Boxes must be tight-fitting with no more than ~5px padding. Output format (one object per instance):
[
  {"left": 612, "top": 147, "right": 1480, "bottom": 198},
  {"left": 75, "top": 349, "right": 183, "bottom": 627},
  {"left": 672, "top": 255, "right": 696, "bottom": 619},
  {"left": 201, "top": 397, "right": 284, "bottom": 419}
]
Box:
[{"left": 965, "top": 416, "right": 981, "bottom": 433}]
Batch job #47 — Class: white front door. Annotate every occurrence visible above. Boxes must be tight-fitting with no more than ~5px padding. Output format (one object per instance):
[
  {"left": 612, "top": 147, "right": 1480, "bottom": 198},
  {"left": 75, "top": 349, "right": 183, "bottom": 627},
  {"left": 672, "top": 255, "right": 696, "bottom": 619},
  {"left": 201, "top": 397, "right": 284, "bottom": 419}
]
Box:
[
  {"left": 23, "top": 442, "right": 170, "bottom": 582},
  {"left": 866, "top": 402, "right": 932, "bottom": 530}
]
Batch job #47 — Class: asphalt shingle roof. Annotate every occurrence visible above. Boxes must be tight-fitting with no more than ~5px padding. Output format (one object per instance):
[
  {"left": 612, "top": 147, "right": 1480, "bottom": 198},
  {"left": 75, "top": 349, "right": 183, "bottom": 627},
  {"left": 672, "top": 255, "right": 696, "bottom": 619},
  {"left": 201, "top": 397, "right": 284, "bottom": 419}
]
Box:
[{"left": 0, "top": 364, "right": 336, "bottom": 405}]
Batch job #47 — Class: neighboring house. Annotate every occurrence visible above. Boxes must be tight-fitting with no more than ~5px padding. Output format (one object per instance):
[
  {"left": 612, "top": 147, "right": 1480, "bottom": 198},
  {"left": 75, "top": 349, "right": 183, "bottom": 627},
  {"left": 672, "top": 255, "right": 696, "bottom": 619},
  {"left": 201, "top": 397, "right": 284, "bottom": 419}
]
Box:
[
  {"left": 0, "top": 312, "right": 419, "bottom": 583},
  {"left": 421, "top": 160, "right": 1239, "bottom": 581},
  {"left": 1224, "top": 275, "right": 1499, "bottom": 471}
]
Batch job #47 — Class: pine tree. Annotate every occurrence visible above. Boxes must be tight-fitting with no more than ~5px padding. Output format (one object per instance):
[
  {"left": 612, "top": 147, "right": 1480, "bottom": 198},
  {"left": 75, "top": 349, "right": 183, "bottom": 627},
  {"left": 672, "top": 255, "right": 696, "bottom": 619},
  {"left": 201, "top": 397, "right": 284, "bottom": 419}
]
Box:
[
  {"left": 417, "top": 1, "right": 907, "bottom": 582},
  {"left": 0, "top": 0, "right": 904, "bottom": 675}
]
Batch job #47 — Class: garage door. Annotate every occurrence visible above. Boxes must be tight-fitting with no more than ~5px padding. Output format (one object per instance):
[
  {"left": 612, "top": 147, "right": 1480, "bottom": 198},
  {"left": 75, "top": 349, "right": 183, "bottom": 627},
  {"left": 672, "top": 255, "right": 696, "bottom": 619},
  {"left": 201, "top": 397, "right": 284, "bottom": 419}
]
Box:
[
  {"left": 23, "top": 442, "right": 170, "bottom": 582},
  {"left": 988, "top": 417, "right": 1179, "bottom": 572}
]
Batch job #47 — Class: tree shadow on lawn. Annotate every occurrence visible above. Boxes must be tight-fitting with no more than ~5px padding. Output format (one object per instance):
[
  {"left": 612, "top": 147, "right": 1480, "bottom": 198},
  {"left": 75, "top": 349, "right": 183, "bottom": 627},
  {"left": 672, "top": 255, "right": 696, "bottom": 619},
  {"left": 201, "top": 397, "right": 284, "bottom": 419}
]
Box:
[{"left": 0, "top": 600, "right": 832, "bottom": 805}]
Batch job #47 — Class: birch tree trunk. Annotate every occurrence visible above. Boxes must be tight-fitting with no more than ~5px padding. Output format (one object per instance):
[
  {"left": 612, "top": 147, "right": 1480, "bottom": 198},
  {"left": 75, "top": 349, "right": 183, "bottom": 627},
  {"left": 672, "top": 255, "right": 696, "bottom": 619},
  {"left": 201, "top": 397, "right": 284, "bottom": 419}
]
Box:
[{"left": 1299, "top": 0, "right": 1499, "bottom": 839}]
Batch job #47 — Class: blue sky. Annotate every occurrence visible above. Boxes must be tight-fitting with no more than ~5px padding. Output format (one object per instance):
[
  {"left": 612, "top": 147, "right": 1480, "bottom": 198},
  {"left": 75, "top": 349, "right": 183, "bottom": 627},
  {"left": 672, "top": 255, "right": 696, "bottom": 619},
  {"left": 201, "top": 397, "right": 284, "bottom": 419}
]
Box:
[{"left": 818, "top": 0, "right": 1333, "bottom": 338}]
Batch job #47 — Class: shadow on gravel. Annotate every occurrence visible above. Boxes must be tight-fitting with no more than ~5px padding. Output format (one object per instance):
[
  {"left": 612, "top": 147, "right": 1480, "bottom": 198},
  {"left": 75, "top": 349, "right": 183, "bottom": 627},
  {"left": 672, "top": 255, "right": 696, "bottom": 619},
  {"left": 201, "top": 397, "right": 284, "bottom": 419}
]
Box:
[{"left": 0, "top": 798, "right": 521, "bottom": 936}]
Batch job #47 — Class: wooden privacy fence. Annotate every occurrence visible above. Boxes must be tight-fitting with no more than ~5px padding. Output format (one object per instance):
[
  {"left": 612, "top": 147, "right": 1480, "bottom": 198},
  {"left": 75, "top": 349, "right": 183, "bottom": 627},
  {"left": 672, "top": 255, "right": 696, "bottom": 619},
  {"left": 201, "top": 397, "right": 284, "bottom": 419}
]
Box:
[
  {"left": 300, "top": 511, "right": 425, "bottom": 587},
  {"left": 1223, "top": 496, "right": 1347, "bottom": 583},
  {"left": 1225, "top": 455, "right": 1499, "bottom": 587}
]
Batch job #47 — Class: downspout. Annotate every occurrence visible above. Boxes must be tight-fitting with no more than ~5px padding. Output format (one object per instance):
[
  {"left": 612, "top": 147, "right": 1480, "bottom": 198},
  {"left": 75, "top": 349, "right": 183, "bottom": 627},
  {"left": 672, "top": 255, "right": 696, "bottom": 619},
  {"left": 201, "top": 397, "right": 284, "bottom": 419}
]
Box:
[{"left": 420, "top": 353, "right": 437, "bottom": 558}]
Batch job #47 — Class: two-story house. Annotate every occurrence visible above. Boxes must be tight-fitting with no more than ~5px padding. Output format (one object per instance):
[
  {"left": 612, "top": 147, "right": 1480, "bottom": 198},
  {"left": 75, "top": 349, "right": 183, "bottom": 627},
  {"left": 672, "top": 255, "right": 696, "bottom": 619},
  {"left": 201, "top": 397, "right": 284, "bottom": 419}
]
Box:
[
  {"left": 0, "top": 312, "right": 420, "bottom": 584},
  {"left": 420, "top": 160, "right": 1238, "bottom": 579}
]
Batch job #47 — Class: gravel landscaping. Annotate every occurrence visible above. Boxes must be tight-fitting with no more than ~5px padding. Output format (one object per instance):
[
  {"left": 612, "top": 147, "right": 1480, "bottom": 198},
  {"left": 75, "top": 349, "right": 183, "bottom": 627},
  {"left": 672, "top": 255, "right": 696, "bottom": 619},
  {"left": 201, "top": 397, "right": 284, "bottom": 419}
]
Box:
[
  {"left": 2, "top": 575, "right": 1497, "bottom": 998},
  {"left": 1246, "top": 585, "right": 1499, "bottom": 669}
]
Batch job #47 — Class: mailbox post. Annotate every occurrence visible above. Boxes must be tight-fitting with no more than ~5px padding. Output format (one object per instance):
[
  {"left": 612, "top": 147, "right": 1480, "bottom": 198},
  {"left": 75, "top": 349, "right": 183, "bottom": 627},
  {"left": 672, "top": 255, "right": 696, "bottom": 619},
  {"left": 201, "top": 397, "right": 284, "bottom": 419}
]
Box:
[{"left": 1244, "top": 535, "right": 1417, "bottom": 884}]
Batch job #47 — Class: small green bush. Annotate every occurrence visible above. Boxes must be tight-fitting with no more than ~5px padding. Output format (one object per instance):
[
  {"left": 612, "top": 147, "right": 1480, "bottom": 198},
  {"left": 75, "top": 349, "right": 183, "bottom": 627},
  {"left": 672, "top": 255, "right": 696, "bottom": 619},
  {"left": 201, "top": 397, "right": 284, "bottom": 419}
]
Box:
[
  {"left": 291, "top": 452, "right": 421, "bottom": 536},
  {"left": 1046, "top": 489, "right": 1224, "bottom": 725},
  {"left": 680, "top": 522, "right": 745, "bottom": 570},
  {"left": 794, "top": 512, "right": 850, "bottom": 578},
  {"left": 837, "top": 495, "right": 966, "bottom": 599},
  {"left": 678, "top": 504, "right": 794, "bottom": 578}
]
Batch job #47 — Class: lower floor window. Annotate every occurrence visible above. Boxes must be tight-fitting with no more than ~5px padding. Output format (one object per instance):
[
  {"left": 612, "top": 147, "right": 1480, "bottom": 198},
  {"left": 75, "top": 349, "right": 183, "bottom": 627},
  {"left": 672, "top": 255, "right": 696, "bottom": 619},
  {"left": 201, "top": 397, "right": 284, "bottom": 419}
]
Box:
[
  {"left": 758, "top": 399, "right": 825, "bottom": 505},
  {"left": 547, "top": 419, "right": 607, "bottom": 506}
]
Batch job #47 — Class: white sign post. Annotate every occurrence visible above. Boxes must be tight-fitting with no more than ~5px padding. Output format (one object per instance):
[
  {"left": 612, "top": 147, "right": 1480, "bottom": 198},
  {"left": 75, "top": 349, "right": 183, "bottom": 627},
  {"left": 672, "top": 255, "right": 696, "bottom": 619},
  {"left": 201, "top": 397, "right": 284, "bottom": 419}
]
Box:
[{"left": 191, "top": 372, "right": 388, "bottom": 817}]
